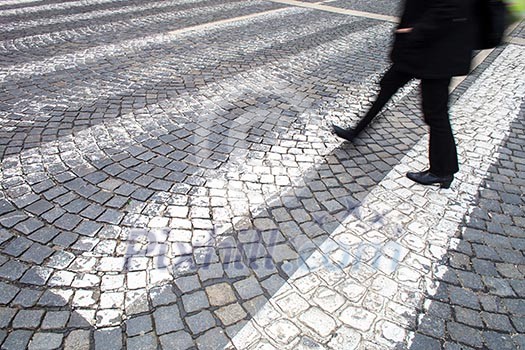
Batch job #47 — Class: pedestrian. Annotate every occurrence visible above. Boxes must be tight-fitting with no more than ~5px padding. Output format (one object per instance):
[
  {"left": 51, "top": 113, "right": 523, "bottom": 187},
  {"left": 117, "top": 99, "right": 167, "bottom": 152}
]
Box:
[{"left": 333, "top": 0, "right": 478, "bottom": 189}]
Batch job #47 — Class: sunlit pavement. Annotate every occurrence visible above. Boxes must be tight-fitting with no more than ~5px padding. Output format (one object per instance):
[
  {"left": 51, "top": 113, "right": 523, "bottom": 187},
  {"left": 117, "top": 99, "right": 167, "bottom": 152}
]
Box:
[{"left": 1, "top": 1, "right": 525, "bottom": 349}]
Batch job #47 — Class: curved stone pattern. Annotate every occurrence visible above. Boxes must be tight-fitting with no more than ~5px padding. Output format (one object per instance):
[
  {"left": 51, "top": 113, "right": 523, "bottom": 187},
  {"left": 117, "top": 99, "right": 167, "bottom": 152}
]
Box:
[
  {"left": 229, "top": 44, "right": 525, "bottom": 350},
  {"left": 0, "top": 0, "right": 524, "bottom": 349},
  {"left": 0, "top": 1, "right": 405, "bottom": 348}
]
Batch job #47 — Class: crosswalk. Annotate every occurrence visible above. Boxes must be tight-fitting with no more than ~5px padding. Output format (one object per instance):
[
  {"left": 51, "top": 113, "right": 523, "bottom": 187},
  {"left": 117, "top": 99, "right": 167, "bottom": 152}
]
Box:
[{"left": 0, "top": 1, "right": 524, "bottom": 349}]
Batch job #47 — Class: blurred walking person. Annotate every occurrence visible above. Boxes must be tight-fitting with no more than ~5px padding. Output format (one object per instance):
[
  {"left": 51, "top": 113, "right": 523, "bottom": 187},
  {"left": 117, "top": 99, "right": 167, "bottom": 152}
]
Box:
[{"left": 333, "top": 0, "right": 478, "bottom": 188}]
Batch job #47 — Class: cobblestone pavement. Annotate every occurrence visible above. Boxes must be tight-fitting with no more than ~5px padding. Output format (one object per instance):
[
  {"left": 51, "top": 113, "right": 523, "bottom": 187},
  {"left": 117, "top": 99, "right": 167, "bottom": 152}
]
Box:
[{"left": 0, "top": 1, "right": 524, "bottom": 349}]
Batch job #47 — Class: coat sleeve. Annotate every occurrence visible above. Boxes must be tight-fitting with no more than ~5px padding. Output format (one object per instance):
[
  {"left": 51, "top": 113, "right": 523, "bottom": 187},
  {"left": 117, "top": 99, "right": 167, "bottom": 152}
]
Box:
[{"left": 409, "top": 0, "right": 463, "bottom": 45}]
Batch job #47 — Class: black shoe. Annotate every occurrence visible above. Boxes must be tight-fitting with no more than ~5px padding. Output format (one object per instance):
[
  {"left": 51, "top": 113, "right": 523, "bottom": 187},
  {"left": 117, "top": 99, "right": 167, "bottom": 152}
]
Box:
[
  {"left": 406, "top": 170, "right": 453, "bottom": 189},
  {"left": 332, "top": 124, "right": 357, "bottom": 142}
]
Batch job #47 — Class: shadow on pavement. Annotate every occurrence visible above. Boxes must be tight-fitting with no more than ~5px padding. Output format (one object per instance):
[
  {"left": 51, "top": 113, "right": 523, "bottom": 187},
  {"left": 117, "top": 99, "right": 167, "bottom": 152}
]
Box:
[{"left": 406, "top": 104, "right": 525, "bottom": 350}]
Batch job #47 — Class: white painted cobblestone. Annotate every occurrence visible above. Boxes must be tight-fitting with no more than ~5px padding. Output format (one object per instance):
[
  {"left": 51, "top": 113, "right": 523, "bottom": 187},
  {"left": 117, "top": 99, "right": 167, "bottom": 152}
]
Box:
[
  {"left": 231, "top": 44, "right": 525, "bottom": 348},
  {"left": 0, "top": 1, "right": 524, "bottom": 349}
]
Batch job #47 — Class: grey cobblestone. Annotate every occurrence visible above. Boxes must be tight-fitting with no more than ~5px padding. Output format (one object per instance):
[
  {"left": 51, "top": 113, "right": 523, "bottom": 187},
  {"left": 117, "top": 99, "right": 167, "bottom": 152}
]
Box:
[
  {"left": 0, "top": 307, "right": 17, "bottom": 328},
  {"left": 20, "top": 266, "right": 53, "bottom": 285},
  {"left": 0, "top": 282, "right": 20, "bottom": 304},
  {"left": 0, "top": 2, "right": 523, "bottom": 350},
  {"left": 481, "top": 311, "right": 514, "bottom": 332},
  {"left": 483, "top": 331, "right": 515, "bottom": 350},
  {"left": 64, "top": 330, "right": 90, "bottom": 350},
  {"left": 94, "top": 327, "right": 122, "bottom": 350},
  {"left": 482, "top": 276, "right": 516, "bottom": 297},
  {"left": 186, "top": 310, "right": 216, "bottom": 334},
  {"left": 196, "top": 328, "right": 231, "bottom": 350},
  {"left": 417, "top": 315, "right": 445, "bottom": 338},
  {"left": 0, "top": 229, "right": 14, "bottom": 245},
  {"left": 125, "top": 315, "right": 153, "bottom": 337},
  {"left": 447, "top": 322, "right": 484, "bottom": 348},
  {"left": 454, "top": 306, "right": 483, "bottom": 328},
  {"left": 0, "top": 260, "right": 29, "bottom": 280},
  {"left": 235, "top": 276, "right": 265, "bottom": 299},
  {"left": 20, "top": 244, "right": 54, "bottom": 264},
  {"left": 127, "top": 333, "right": 157, "bottom": 350},
  {"left": 52, "top": 232, "right": 78, "bottom": 247},
  {"left": 455, "top": 270, "right": 484, "bottom": 290},
  {"left": 28, "top": 332, "right": 64, "bottom": 350},
  {"left": 153, "top": 305, "right": 184, "bottom": 335},
  {"left": 0, "top": 330, "right": 6, "bottom": 347},
  {"left": 12, "top": 289, "right": 43, "bottom": 308},
  {"left": 2, "top": 330, "right": 33, "bottom": 350},
  {"left": 448, "top": 286, "right": 481, "bottom": 310},
  {"left": 159, "top": 331, "right": 193, "bottom": 350},
  {"left": 12, "top": 309, "right": 45, "bottom": 329},
  {"left": 182, "top": 290, "right": 210, "bottom": 313},
  {"left": 29, "top": 227, "right": 60, "bottom": 244},
  {"left": 14, "top": 218, "right": 44, "bottom": 235},
  {"left": 41, "top": 311, "right": 70, "bottom": 330},
  {"left": 3, "top": 237, "right": 32, "bottom": 257}
]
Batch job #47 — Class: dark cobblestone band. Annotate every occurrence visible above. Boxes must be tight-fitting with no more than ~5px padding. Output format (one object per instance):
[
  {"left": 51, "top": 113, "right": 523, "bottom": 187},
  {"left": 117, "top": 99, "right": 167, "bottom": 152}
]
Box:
[{"left": 1, "top": 0, "right": 524, "bottom": 349}]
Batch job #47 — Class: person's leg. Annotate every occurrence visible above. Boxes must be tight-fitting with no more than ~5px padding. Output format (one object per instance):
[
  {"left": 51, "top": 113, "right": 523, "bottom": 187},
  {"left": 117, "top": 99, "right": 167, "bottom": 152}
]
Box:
[
  {"left": 406, "top": 77, "right": 457, "bottom": 188},
  {"left": 333, "top": 66, "right": 412, "bottom": 141},
  {"left": 422, "top": 77, "right": 458, "bottom": 176},
  {"left": 354, "top": 67, "right": 413, "bottom": 134}
]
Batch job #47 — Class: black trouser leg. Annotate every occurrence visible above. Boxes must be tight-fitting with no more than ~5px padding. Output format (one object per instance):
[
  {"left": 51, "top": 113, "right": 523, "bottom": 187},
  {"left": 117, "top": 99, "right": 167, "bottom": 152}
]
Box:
[
  {"left": 421, "top": 77, "right": 458, "bottom": 176},
  {"left": 353, "top": 66, "right": 413, "bottom": 135}
]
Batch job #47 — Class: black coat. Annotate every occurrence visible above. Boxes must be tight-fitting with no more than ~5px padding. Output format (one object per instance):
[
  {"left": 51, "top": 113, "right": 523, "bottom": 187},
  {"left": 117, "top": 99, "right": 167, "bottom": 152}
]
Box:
[{"left": 391, "top": 0, "right": 478, "bottom": 79}]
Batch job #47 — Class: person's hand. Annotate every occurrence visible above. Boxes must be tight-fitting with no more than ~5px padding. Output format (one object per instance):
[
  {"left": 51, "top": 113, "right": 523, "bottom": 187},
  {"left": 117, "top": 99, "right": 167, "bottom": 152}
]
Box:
[{"left": 395, "top": 27, "right": 413, "bottom": 33}]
